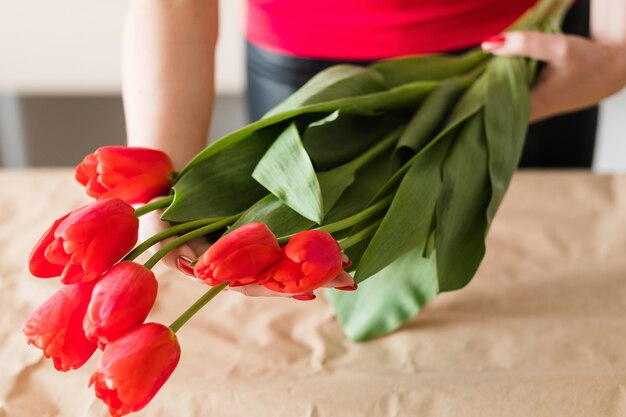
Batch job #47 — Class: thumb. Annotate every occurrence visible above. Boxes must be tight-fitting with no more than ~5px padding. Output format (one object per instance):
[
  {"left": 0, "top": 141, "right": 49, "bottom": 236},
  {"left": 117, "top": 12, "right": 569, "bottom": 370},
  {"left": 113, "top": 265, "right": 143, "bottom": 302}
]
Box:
[{"left": 481, "top": 31, "right": 569, "bottom": 63}]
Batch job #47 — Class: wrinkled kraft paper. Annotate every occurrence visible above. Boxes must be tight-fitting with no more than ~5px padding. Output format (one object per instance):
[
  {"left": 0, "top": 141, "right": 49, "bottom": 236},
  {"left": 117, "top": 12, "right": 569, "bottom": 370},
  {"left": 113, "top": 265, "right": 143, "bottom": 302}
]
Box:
[{"left": 2, "top": 169, "right": 626, "bottom": 417}]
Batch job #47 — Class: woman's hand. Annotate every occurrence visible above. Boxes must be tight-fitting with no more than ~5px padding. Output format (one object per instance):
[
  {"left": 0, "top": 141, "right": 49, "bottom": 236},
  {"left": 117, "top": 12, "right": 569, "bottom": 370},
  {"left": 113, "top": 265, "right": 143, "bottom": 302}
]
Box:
[
  {"left": 482, "top": 32, "right": 626, "bottom": 122},
  {"left": 140, "top": 211, "right": 356, "bottom": 298},
  {"left": 138, "top": 208, "right": 211, "bottom": 275},
  {"left": 177, "top": 252, "right": 357, "bottom": 301}
]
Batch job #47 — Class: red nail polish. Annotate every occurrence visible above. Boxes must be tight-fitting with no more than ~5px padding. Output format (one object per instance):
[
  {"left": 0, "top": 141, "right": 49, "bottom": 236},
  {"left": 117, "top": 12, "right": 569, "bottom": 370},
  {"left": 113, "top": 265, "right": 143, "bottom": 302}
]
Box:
[
  {"left": 481, "top": 35, "right": 506, "bottom": 50},
  {"left": 336, "top": 284, "right": 358, "bottom": 291},
  {"left": 292, "top": 293, "right": 316, "bottom": 301},
  {"left": 176, "top": 256, "right": 195, "bottom": 276}
]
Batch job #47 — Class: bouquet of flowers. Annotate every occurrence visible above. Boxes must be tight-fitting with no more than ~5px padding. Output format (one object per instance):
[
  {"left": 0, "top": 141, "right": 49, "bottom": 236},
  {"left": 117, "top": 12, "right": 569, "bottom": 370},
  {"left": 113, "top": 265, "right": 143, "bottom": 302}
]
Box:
[{"left": 22, "top": 0, "right": 570, "bottom": 415}]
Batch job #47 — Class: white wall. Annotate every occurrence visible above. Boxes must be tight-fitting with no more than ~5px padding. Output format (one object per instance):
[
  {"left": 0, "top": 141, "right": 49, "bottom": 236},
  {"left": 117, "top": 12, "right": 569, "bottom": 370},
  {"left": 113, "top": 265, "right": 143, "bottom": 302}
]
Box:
[
  {"left": 0, "top": 0, "right": 246, "bottom": 94},
  {"left": 0, "top": 0, "right": 623, "bottom": 171},
  {"left": 595, "top": 91, "right": 626, "bottom": 172}
]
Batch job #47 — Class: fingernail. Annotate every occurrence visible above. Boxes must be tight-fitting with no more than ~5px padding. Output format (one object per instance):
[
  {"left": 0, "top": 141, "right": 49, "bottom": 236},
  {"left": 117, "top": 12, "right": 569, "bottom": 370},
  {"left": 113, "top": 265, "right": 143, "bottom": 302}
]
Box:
[
  {"left": 336, "top": 284, "right": 358, "bottom": 291},
  {"left": 177, "top": 256, "right": 195, "bottom": 276},
  {"left": 481, "top": 35, "right": 506, "bottom": 51},
  {"left": 292, "top": 293, "right": 316, "bottom": 301}
]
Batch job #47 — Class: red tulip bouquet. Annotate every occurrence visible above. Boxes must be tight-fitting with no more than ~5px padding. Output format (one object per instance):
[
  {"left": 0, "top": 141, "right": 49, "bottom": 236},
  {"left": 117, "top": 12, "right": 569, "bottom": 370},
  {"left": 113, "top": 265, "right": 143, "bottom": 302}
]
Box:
[{"left": 23, "top": 0, "right": 570, "bottom": 415}]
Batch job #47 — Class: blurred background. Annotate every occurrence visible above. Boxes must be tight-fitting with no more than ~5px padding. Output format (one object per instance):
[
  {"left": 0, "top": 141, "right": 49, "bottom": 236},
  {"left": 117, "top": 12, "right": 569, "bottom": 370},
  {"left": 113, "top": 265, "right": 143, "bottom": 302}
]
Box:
[{"left": 0, "top": 0, "right": 624, "bottom": 170}]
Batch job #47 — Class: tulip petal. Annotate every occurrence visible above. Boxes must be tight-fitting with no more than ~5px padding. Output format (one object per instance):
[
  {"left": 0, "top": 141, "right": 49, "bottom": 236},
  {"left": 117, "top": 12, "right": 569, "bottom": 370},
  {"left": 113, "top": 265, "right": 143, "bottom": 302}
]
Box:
[
  {"left": 23, "top": 282, "right": 97, "bottom": 371},
  {"left": 81, "top": 213, "right": 138, "bottom": 277},
  {"left": 212, "top": 244, "right": 283, "bottom": 282},
  {"left": 84, "top": 262, "right": 157, "bottom": 345},
  {"left": 91, "top": 323, "right": 180, "bottom": 416},
  {"left": 28, "top": 213, "right": 70, "bottom": 278},
  {"left": 98, "top": 173, "right": 172, "bottom": 205}
]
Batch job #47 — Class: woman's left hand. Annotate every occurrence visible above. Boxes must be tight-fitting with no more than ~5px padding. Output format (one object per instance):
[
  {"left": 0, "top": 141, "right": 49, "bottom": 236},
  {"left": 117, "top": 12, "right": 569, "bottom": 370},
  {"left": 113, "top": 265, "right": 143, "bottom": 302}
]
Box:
[{"left": 482, "top": 32, "right": 626, "bottom": 122}]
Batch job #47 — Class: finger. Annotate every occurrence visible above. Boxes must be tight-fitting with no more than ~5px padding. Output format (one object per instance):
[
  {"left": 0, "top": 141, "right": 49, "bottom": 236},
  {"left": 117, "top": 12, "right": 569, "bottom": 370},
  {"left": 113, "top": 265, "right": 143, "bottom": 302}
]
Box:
[
  {"left": 481, "top": 31, "right": 570, "bottom": 63},
  {"left": 138, "top": 206, "right": 212, "bottom": 275},
  {"left": 228, "top": 284, "right": 317, "bottom": 301},
  {"left": 156, "top": 237, "right": 199, "bottom": 271},
  {"left": 229, "top": 283, "right": 292, "bottom": 298},
  {"left": 322, "top": 271, "right": 357, "bottom": 290},
  {"left": 187, "top": 238, "right": 211, "bottom": 257}
]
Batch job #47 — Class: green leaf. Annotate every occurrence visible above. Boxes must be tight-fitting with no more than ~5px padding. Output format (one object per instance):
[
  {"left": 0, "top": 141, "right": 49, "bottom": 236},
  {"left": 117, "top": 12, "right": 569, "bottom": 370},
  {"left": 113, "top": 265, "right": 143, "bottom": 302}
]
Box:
[
  {"left": 229, "top": 194, "right": 314, "bottom": 237},
  {"left": 230, "top": 128, "right": 403, "bottom": 238},
  {"left": 484, "top": 57, "right": 531, "bottom": 224},
  {"left": 162, "top": 125, "right": 281, "bottom": 222},
  {"left": 355, "top": 136, "right": 453, "bottom": 283},
  {"left": 435, "top": 112, "right": 491, "bottom": 292},
  {"left": 303, "top": 111, "right": 405, "bottom": 171},
  {"left": 323, "top": 148, "right": 395, "bottom": 225},
  {"left": 371, "top": 50, "right": 488, "bottom": 88},
  {"left": 252, "top": 123, "right": 324, "bottom": 224},
  {"left": 265, "top": 65, "right": 387, "bottom": 117},
  {"left": 367, "top": 76, "right": 486, "bottom": 208},
  {"left": 392, "top": 78, "right": 471, "bottom": 170},
  {"left": 325, "top": 248, "right": 439, "bottom": 342},
  {"left": 178, "top": 80, "right": 437, "bottom": 178}
]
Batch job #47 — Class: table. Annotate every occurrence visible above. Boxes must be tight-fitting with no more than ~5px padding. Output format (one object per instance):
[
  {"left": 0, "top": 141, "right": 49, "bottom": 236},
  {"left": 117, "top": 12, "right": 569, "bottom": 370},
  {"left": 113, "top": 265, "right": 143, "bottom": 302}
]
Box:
[{"left": 2, "top": 169, "right": 626, "bottom": 417}]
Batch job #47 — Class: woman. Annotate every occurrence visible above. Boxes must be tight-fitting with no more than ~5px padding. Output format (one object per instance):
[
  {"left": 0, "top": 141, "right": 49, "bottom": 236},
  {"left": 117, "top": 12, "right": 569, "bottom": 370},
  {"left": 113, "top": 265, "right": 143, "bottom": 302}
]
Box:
[{"left": 122, "top": 0, "right": 626, "bottom": 277}]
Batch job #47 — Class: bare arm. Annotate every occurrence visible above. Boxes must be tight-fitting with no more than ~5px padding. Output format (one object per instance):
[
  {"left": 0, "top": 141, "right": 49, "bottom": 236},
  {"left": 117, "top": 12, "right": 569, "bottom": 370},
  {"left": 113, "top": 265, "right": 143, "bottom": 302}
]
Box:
[
  {"left": 123, "top": 0, "right": 219, "bottom": 170},
  {"left": 122, "top": 0, "right": 218, "bottom": 271}
]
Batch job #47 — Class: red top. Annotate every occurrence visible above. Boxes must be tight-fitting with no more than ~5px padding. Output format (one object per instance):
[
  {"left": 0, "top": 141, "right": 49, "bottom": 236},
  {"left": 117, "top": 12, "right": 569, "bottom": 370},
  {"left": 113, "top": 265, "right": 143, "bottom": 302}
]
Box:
[{"left": 246, "top": 0, "right": 537, "bottom": 60}]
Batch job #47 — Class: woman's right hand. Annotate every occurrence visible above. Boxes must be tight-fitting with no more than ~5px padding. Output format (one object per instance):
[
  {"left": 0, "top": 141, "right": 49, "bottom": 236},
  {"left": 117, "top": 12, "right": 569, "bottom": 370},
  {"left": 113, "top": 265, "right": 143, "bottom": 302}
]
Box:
[{"left": 138, "top": 207, "right": 210, "bottom": 277}]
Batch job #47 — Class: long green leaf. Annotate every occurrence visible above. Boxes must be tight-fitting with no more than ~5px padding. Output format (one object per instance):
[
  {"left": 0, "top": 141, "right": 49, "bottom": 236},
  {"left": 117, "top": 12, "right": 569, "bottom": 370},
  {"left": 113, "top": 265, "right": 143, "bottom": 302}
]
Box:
[
  {"left": 177, "top": 80, "right": 437, "bottom": 178},
  {"left": 161, "top": 125, "right": 281, "bottom": 222},
  {"left": 326, "top": 248, "right": 438, "bottom": 342},
  {"left": 371, "top": 50, "right": 488, "bottom": 88},
  {"left": 367, "top": 75, "right": 486, "bottom": 207},
  {"left": 323, "top": 148, "right": 395, "bottom": 225},
  {"left": 392, "top": 78, "right": 471, "bottom": 170},
  {"left": 484, "top": 57, "right": 531, "bottom": 224},
  {"left": 229, "top": 194, "right": 313, "bottom": 237},
  {"left": 435, "top": 112, "right": 491, "bottom": 292},
  {"left": 265, "top": 65, "right": 387, "bottom": 117},
  {"left": 303, "top": 111, "right": 405, "bottom": 171},
  {"left": 354, "top": 136, "right": 453, "bottom": 283},
  {"left": 252, "top": 123, "right": 324, "bottom": 224},
  {"left": 231, "top": 129, "right": 402, "bottom": 238}
]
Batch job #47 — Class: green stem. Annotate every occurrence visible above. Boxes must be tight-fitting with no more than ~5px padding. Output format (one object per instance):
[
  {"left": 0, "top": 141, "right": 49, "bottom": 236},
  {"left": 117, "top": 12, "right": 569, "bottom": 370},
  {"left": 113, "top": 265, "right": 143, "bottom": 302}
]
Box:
[
  {"left": 320, "top": 195, "right": 392, "bottom": 234},
  {"left": 134, "top": 195, "right": 175, "bottom": 217},
  {"left": 276, "top": 195, "right": 393, "bottom": 245},
  {"left": 338, "top": 219, "right": 382, "bottom": 250},
  {"left": 169, "top": 283, "right": 228, "bottom": 333},
  {"left": 124, "top": 218, "right": 217, "bottom": 261},
  {"left": 349, "top": 125, "right": 405, "bottom": 171},
  {"left": 143, "top": 215, "right": 239, "bottom": 269}
]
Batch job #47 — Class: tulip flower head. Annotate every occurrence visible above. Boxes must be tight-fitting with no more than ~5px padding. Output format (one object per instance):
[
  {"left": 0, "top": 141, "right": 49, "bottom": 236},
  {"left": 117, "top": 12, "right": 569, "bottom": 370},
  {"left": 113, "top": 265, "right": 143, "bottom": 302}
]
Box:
[
  {"left": 260, "top": 230, "right": 346, "bottom": 295},
  {"left": 84, "top": 261, "right": 158, "bottom": 347},
  {"left": 75, "top": 146, "right": 174, "bottom": 204},
  {"left": 28, "top": 198, "right": 139, "bottom": 284},
  {"left": 194, "top": 222, "right": 282, "bottom": 287},
  {"left": 23, "top": 282, "right": 97, "bottom": 371},
  {"left": 90, "top": 323, "right": 181, "bottom": 417}
]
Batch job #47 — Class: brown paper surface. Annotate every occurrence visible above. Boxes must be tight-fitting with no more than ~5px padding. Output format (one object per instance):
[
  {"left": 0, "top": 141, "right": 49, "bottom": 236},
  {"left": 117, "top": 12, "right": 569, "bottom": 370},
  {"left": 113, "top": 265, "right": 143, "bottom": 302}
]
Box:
[{"left": 2, "top": 169, "right": 626, "bottom": 417}]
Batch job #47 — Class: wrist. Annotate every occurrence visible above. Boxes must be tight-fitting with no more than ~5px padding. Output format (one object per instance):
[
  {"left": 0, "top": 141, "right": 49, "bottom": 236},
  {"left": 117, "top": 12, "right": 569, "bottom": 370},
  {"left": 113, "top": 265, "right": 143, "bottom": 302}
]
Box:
[{"left": 603, "top": 42, "right": 626, "bottom": 92}]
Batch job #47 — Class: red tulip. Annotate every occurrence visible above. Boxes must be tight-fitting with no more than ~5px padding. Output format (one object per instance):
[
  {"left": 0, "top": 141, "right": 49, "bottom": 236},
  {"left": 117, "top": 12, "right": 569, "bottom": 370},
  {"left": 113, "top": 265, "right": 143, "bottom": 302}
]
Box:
[
  {"left": 194, "top": 222, "right": 282, "bottom": 287},
  {"left": 75, "top": 146, "right": 174, "bottom": 204},
  {"left": 90, "top": 323, "right": 181, "bottom": 417},
  {"left": 84, "top": 261, "right": 158, "bottom": 347},
  {"left": 23, "top": 282, "right": 97, "bottom": 371},
  {"left": 28, "top": 198, "right": 139, "bottom": 284},
  {"left": 260, "top": 230, "right": 346, "bottom": 295}
]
